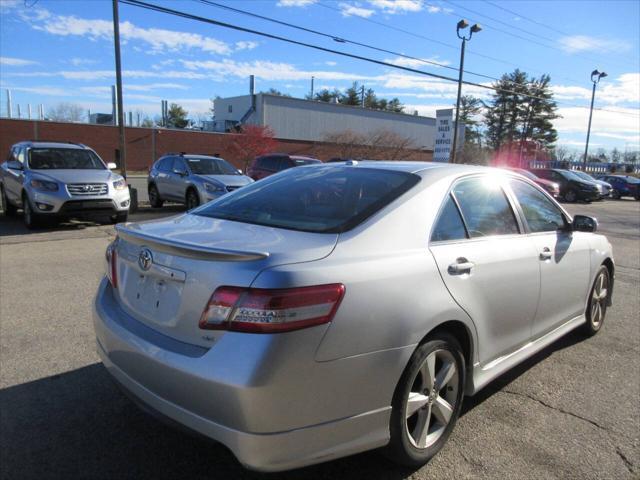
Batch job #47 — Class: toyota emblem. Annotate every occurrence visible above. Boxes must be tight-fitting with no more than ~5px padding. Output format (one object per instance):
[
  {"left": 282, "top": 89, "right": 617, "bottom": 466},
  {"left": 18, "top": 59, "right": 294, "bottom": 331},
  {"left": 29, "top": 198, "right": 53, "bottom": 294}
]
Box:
[{"left": 138, "top": 248, "right": 153, "bottom": 271}]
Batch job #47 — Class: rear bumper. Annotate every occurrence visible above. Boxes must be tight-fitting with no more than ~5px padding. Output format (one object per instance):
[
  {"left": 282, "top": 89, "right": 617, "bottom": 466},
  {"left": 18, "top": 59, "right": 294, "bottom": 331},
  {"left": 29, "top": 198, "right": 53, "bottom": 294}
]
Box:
[{"left": 92, "top": 279, "right": 407, "bottom": 471}]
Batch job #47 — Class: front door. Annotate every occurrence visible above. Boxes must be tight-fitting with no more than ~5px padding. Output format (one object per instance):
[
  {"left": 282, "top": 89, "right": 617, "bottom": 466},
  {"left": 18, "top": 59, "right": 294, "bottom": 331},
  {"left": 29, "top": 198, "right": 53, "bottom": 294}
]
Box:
[
  {"left": 507, "top": 179, "right": 591, "bottom": 337},
  {"left": 429, "top": 176, "right": 540, "bottom": 365}
]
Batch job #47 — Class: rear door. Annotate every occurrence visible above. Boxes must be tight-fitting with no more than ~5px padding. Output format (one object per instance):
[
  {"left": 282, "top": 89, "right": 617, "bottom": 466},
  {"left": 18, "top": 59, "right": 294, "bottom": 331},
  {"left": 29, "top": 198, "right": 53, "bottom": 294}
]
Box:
[
  {"left": 507, "top": 179, "right": 592, "bottom": 337},
  {"left": 168, "top": 157, "right": 189, "bottom": 201},
  {"left": 154, "top": 157, "right": 174, "bottom": 198},
  {"left": 429, "top": 175, "right": 540, "bottom": 364}
]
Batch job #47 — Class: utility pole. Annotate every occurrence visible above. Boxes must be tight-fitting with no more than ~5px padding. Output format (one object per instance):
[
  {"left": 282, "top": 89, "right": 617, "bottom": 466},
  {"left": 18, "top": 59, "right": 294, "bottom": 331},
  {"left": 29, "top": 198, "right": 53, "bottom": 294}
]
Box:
[
  {"left": 112, "top": 0, "right": 127, "bottom": 178},
  {"left": 583, "top": 69, "right": 607, "bottom": 169},
  {"left": 360, "top": 85, "right": 365, "bottom": 107},
  {"left": 451, "top": 20, "right": 481, "bottom": 163},
  {"left": 310, "top": 76, "right": 314, "bottom": 99}
]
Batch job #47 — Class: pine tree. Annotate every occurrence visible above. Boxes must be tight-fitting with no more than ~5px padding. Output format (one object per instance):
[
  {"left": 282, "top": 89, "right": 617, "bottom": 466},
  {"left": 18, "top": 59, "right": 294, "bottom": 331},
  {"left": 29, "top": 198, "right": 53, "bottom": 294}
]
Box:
[{"left": 458, "top": 95, "right": 483, "bottom": 144}]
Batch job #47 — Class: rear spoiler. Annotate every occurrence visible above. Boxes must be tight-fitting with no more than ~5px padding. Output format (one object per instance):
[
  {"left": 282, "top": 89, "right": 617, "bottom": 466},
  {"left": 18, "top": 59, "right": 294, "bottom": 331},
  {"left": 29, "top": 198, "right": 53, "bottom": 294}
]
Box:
[{"left": 115, "top": 224, "right": 269, "bottom": 262}]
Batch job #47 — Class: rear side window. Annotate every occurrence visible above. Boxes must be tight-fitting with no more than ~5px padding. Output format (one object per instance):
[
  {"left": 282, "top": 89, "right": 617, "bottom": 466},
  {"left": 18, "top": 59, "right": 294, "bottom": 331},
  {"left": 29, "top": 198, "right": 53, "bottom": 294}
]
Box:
[
  {"left": 157, "top": 157, "right": 173, "bottom": 172},
  {"left": 195, "top": 166, "right": 420, "bottom": 233},
  {"left": 262, "top": 156, "right": 282, "bottom": 171},
  {"left": 452, "top": 177, "right": 519, "bottom": 238},
  {"left": 431, "top": 195, "right": 467, "bottom": 242},
  {"left": 510, "top": 180, "right": 566, "bottom": 233}
]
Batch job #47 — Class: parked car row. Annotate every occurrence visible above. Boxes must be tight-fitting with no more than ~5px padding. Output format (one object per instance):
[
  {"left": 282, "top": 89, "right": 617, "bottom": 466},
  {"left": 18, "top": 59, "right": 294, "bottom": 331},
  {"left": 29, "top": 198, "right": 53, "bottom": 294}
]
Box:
[
  {"left": 1, "top": 141, "right": 130, "bottom": 229},
  {"left": 505, "top": 166, "right": 639, "bottom": 203},
  {"left": 147, "top": 152, "right": 322, "bottom": 210}
]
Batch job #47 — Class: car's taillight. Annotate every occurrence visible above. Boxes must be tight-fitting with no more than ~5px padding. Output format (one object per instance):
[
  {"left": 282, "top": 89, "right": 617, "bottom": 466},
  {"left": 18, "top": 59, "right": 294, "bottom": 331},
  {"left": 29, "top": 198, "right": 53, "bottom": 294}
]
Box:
[
  {"left": 105, "top": 240, "right": 118, "bottom": 289},
  {"left": 199, "top": 284, "right": 345, "bottom": 333}
]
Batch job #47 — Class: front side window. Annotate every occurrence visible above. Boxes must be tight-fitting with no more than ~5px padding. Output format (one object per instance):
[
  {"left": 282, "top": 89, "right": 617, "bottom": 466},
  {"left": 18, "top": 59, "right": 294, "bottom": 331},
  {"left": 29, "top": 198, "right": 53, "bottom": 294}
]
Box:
[
  {"left": 452, "top": 176, "right": 519, "bottom": 238},
  {"left": 186, "top": 157, "right": 239, "bottom": 175},
  {"left": 172, "top": 157, "right": 187, "bottom": 174},
  {"left": 195, "top": 166, "right": 420, "bottom": 233},
  {"left": 431, "top": 194, "right": 467, "bottom": 242},
  {"left": 28, "top": 148, "right": 104, "bottom": 170},
  {"left": 510, "top": 180, "right": 567, "bottom": 233}
]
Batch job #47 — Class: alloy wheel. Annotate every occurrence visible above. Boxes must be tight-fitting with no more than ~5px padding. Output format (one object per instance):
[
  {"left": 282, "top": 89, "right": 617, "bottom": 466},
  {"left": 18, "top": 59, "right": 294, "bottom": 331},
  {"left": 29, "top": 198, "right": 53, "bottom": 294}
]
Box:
[
  {"left": 404, "top": 349, "right": 459, "bottom": 449},
  {"left": 590, "top": 271, "right": 608, "bottom": 328}
]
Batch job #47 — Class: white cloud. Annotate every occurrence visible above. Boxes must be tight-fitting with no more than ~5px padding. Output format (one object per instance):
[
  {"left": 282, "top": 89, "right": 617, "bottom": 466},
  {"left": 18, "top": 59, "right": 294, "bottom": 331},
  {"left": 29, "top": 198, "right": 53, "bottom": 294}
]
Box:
[
  {"left": 180, "top": 59, "right": 377, "bottom": 82},
  {"left": 5, "top": 69, "right": 208, "bottom": 81},
  {"left": 3, "top": 86, "right": 70, "bottom": 96},
  {"left": 554, "top": 107, "right": 640, "bottom": 143},
  {"left": 69, "top": 58, "right": 98, "bottom": 67},
  {"left": 553, "top": 73, "right": 640, "bottom": 105},
  {"left": 559, "top": 35, "right": 631, "bottom": 54},
  {"left": 235, "top": 41, "right": 259, "bottom": 51},
  {"left": 339, "top": 3, "right": 375, "bottom": 18},
  {"left": 325, "top": 61, "right": 337, "bottom": 66},
  {"left": 427, "top": 5, "right": 441, "bottom": 13},
  {"left": 368, "top": 0, "right": 423, "bottom": 14},
  {"left": 0, "top": 56, "right": 38, "bottom": 66},
  {"left": 384, "top": 56, "right": 451, "bottom": 69},
  {"left": 18, "top": 6, "right": 257, "bottom": 56},
  {"left": 276, "top": 0, "right": 317, "bottom": 6}
]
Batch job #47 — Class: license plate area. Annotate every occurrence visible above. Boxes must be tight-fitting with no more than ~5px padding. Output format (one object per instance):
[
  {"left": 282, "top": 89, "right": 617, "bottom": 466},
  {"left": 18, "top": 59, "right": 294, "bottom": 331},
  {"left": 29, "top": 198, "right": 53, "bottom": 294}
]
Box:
[{"left": 118, "top": 256, "right": 186, "bottom": 327}]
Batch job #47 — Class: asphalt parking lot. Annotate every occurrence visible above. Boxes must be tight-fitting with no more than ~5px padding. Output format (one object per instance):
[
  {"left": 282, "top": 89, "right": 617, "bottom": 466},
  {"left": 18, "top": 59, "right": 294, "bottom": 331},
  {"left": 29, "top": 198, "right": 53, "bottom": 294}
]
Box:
[{"left": 1, "top": 199, "right": 638, "bottom": 480}]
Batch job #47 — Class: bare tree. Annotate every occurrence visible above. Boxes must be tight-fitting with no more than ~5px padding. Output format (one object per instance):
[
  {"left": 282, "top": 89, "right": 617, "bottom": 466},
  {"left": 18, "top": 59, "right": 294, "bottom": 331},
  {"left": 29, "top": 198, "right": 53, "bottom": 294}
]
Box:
[
  {"left": 46, "top": 102, "right": 84, "bottom": 122},
  {"left": 554, "top": 145, "right": 571, "bottom": 162},
  {"left": 322, "top": 129, "right": 416, "bottom": 160}
]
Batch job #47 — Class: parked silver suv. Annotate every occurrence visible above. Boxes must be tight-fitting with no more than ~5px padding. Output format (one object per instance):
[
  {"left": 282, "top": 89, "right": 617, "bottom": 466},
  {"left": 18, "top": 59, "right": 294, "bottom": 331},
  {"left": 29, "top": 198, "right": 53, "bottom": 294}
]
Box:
[
  {"left": 147, "top": 153, "right": 253, "bottom": 210},
  {"left": 0, "top": 141, "right": 130, "bottom": 229}
]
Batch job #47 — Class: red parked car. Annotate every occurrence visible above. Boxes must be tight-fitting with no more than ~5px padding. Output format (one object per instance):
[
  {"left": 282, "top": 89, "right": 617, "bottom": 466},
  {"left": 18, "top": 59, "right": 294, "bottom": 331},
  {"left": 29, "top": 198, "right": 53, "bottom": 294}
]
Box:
[
  {"left": 247, "top": 153, "right": 321, "bottom": 181},
  {"left": 506, "top": 168, "right": 560, "bottom": 198}
]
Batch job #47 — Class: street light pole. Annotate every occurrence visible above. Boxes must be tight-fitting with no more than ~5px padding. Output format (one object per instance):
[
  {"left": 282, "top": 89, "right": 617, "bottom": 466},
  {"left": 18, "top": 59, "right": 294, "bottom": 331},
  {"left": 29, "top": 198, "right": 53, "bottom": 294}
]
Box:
[
  {"left": 583, "top": 69, "right": 607, "bottom": 169},
  {"left": 451, "top": 20, "right": 481, "bottom": 164},
  {"left": 112, "top": 0, "right": 127, "bottom": 179}
]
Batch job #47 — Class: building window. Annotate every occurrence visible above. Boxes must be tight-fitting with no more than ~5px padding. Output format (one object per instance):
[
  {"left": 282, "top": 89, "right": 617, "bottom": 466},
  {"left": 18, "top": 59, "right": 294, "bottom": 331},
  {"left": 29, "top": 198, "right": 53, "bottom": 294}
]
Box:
[{"left": 228, "top": 105, "right": 233, "bottom": 113}]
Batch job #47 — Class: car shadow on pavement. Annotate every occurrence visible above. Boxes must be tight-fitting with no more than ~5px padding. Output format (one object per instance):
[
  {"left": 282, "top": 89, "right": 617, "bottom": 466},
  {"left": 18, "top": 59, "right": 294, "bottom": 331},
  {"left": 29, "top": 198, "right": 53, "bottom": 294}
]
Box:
[
  {"left": 461, "top": 327, "right": 586, "bottom": 414},
  {"left": 0, "top": 329, "right": 588, "bottom": 480}
]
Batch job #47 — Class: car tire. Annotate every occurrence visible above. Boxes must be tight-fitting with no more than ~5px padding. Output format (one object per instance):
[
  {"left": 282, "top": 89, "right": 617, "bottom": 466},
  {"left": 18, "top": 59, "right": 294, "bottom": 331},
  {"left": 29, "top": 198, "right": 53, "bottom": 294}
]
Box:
[
  {"left": 186, "top": 188, "right": 200, "bottom": 210},
  {"left": 110, "top": 212, "right": 129, "bottom": 224},
  {"left": 22, "top": 193, "right": 45, "bottom": 230},
  {"left": 1, "top": 185, "right": 18, "bottom": 217},
  {"left": 385, "top": 332, "right": 465, "bottom": 468},
  {"left": 583, "top": 265, "right": 610, "bottom": 336},
  {"left": 148, "top": 184, "right": 164, "bottom": 208},
  {"left": 564, "top": 189, "right": 578, "bottom": 203}
]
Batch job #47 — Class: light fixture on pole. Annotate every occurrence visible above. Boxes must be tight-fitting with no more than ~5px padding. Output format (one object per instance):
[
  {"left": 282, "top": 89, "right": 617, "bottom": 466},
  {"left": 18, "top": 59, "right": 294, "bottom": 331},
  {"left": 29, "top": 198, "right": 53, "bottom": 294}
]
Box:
[
  {"left": 583, "top": 69, "right": 607, "bottom": 168},
  {"left": 451, "top": 19, "right": 481, "bottom": 164}
]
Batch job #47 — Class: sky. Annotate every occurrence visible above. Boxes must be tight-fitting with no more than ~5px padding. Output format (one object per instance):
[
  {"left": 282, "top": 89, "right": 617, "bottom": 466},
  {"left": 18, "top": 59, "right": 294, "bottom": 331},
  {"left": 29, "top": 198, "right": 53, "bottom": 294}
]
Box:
[{"left": 0, "top": 0, "right": 639, "bottom": 153}]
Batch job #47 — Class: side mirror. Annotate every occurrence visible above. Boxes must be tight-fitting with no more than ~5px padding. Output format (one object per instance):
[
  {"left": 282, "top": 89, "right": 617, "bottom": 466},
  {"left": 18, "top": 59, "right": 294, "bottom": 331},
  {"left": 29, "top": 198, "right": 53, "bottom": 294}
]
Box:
[
  {"left": 107, "top": 162, "right": 117, "bottom": 169},
  {"left": 237, "top": 169, "right": 243, "bottom": 174},
  {"left": 7, "top": 160, "right": 23, "bottom": 170},
  {"left": 572, "top": 214, "right": 597, "bottom": 233},
  {"left": 173, "top": 168, "right": 188, "bottom": 177}
]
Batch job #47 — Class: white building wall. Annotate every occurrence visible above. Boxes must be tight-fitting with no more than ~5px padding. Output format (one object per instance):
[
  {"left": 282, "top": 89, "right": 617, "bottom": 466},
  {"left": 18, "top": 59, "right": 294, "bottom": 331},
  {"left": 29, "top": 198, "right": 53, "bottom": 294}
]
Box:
[{"left": 262, "top": 95, "right": 435, "bottom": 148}]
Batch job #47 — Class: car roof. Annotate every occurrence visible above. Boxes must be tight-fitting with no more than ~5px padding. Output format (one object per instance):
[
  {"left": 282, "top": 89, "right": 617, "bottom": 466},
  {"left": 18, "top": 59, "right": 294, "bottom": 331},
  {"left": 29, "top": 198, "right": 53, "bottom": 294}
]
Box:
[{"left": 13, "top": 141, "right": 87, "bottom": 150}]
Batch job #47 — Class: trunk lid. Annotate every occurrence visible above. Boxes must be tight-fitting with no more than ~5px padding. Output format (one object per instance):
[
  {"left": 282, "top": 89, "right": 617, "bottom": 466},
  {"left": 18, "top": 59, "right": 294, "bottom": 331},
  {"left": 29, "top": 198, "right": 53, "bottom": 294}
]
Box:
[{"left": 112, "top": 213, "right": 337, "bottom": 347}]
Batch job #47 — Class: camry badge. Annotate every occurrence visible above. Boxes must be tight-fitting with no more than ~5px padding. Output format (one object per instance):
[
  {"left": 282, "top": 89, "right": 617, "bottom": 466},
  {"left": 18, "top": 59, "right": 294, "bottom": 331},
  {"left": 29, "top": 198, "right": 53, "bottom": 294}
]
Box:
[{"left": 138, "top": 248, "right": 153, "bottom": 271}]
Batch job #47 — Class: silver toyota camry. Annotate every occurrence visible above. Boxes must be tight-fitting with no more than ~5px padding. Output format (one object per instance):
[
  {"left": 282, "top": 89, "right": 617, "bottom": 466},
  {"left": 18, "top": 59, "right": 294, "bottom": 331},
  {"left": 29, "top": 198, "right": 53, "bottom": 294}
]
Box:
[{"left": 93, "top": 161, "right": 614, "bottom": 472}]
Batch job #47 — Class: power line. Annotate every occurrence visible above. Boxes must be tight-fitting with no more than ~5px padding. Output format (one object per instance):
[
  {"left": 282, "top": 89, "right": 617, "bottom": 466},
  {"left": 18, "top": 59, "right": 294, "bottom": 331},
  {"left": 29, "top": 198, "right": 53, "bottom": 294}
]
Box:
[
  {"left": 315, "top": 0, "right": 589, "bottom": 86},
  {"left": 197, "top": 0, "right": 501, "bottom": 82},
  {"left": 195, "top": 0, "right": 604, "bottom": 94},
  {"left": 444, "top": 0, "right": 630, "bottom": 70},
  {"left": 118, "top": 0, "right": 640, "bottom": 118},
  {"left": 483, "top": 0, "right": 573, "bottom": 38}
]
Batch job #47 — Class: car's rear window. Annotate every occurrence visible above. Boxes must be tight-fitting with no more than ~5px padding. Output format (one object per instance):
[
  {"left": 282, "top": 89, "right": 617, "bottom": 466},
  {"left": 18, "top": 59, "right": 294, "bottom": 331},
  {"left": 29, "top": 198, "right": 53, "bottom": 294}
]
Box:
[
  {"left": 194, "top": 166, "right": 420, "bottom": 233},
  {"left": 29, "top": 148, "right": 105, "bottom": 170}
]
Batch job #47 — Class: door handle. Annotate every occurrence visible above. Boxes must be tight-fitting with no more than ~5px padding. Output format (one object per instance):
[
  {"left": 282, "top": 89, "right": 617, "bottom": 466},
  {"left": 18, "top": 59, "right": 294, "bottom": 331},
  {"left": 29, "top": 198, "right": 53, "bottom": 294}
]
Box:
[
  {"left": 448, "top": 258, "right": 474, "bottom": 275},
  {"left": 539, "top": 247, "right": 552, "bottom": 260}
]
